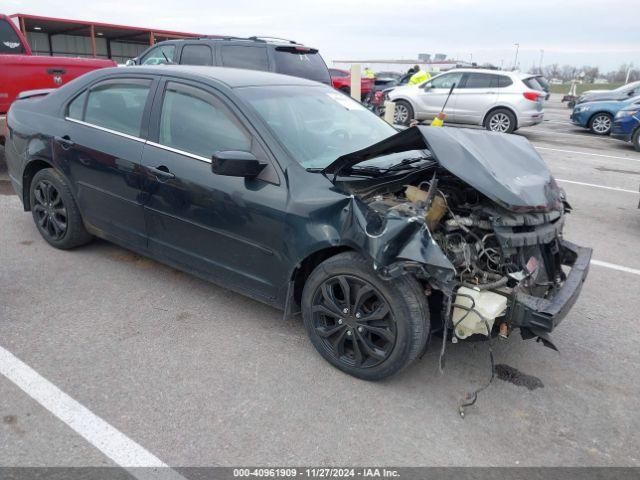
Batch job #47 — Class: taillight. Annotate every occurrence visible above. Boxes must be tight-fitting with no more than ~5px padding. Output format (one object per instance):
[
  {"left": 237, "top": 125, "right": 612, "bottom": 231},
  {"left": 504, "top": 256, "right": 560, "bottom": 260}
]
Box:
[{"left": 523, "top": 91, "right": 541, "bottom": 101}]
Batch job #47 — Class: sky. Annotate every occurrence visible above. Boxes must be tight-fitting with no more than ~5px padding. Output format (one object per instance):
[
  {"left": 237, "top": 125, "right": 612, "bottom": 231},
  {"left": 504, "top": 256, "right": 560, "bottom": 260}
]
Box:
[{"left": 3, "top": 0, "right": 638, "bottom": 72}]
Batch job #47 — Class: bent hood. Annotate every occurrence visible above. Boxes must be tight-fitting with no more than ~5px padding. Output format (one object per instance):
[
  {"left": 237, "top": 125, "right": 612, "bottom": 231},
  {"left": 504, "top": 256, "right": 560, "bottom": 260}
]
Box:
[{"left": 323, "top": 126, "right": 561, "bottom": 210}]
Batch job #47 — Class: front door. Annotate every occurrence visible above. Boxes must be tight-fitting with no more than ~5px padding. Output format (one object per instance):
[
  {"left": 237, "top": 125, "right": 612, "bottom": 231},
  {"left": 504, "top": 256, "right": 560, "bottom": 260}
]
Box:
[
  {"left": 413, "top": 71, "right": 463, "bottom": 121},
  {"left": 141, "top": 80, "right": 286, "bottom": 302},
  {"left": 54, "top": 77, "right": 155, "bottom": 249}
]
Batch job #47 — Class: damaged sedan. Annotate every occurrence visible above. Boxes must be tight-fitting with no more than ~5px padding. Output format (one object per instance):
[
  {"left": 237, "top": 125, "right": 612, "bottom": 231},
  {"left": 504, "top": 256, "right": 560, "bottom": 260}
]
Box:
[{"left": 4, "top": 66, "right": 592, "bottom": 381}]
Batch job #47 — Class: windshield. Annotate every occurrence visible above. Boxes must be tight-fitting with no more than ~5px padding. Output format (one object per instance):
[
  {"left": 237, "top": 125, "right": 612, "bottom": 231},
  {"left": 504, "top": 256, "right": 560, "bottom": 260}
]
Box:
[
  {"left": 273, "top": 48, "right": 331, "bottom": 84},
  {"left": 0, "top": 18, "right": 25, "bottom": 54},
  {"left": 238, "top": 85, "right": 426, "bottom": 169}
]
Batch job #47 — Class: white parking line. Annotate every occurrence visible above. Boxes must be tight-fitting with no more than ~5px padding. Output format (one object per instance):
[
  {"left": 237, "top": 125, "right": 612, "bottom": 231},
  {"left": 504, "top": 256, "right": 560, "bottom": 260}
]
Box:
[
  {"left": 0, "top": 346, "right": 184, "bottom": 479},
  {"left": 556, "top": 178, "right": 639, "bottom": 194},
  {"left": 536, "top": 146, "right": 640, "bottom": 163},
  {"left": 592, "top": 260, "right": 640, "bottom": 276}
]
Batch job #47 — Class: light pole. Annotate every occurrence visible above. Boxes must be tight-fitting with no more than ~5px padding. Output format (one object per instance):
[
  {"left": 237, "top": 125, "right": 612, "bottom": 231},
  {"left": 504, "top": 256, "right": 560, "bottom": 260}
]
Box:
[
  {"left": 513, "top": 43, "right": 520, "bottom": 71},
  {"left": 539, "top": 49, "right": 544, "bottom": 72}
]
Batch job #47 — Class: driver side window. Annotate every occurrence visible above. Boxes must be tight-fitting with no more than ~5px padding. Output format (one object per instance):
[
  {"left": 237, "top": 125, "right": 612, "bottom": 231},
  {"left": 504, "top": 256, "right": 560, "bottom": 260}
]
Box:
[
  {"left": 159, "top": 82, "right": 251, "bottom": 159},
  {"left": 429, "top": 72, "right": 463, "bottom": 89},
  {"left": 141, "top": 44, "right": 175, "bottom": 65}
]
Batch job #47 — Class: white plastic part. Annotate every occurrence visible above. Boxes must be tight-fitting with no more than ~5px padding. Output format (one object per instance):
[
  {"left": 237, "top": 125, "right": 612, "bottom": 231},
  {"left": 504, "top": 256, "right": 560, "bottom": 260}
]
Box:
[
  {"left": 452, "top": 286, "right": 508, "bottom": 339},
  {"left": 349, "top": 64, "right": 361, "bottom": 101},
  {"left": 383, "top": 100, "right": 396, "bottom": 125}
]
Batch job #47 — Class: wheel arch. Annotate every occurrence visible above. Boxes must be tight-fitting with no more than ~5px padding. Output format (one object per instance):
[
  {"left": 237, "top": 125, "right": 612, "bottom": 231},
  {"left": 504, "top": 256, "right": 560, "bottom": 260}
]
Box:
[
  {"left": 289, "top": 245, "right": 356, "bottom": 310},
  {"left": 483, "top": 105, "right": 518, "bottom": 129},
  {"left": 22, "top": 158, "right": 55, "bottom": 211},
  {"left": 587, "top": 110, "right": 613, "bottom": 125}
]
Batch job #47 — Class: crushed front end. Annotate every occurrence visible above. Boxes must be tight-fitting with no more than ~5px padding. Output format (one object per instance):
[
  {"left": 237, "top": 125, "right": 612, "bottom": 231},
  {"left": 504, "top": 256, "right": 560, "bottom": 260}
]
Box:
[{"left": 326, "top": 126, "right": 592, "bottom": 348}]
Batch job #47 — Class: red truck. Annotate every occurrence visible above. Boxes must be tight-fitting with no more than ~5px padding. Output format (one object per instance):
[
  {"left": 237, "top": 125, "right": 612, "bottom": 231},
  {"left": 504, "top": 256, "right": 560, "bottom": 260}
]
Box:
[{"left": 1, "top": 14, "right": 115, "bottom": 137}]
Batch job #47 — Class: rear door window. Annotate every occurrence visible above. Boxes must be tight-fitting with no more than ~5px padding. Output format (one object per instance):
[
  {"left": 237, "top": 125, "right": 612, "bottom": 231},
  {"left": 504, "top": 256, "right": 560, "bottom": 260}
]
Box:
[
  {"left": 159, "top": 82, "right": 251, "bottom": 159},
  {"left": 273, "top": 47, "right": 331, "bottom": 84},
  {"left": 180, "top": 44, "right": 213, "bottom": 66},
  {"left": 220, "top": 45, "right": 269, "bottom": 71},
  {"left": 461, "top": 73, "right": 493, "bottom": 88},
  {"left": 82, "top": 79, "right": 151, "bottom": 137},
  {"left": 493, "top": 75, "right": 513, "bottom": 88},
  {"left": 0, "top": 18, "right": 25, "bottom": 54}
]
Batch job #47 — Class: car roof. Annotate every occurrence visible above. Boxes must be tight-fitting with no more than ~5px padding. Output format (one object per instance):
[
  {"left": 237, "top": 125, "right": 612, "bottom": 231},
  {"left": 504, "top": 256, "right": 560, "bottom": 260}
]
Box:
[
  {"left": 158, "top": 36, "right": 310, "bottom": 48},
  {"left": 440, "top": 68, "right": 518, "bottom": 77},
  {"left": 113, "top": 65, "right": 322, "bottom": 88}
]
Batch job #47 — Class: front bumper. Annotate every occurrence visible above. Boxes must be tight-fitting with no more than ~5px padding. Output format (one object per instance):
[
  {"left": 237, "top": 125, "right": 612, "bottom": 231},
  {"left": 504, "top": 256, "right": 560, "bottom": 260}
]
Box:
[{"left": 508, "top": 240, "right": 592, "bottom": 333}]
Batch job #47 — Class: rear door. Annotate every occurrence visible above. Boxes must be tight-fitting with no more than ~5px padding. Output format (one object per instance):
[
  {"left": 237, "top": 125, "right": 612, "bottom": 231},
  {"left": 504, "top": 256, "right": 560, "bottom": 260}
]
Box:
[
  {"left": 412, "top": 71, "right": 463, "bottom": 120},
  {"left": 179, "top": 43, "right": 214, "bottom": 66},
  {"left": 140, "top": 79, "right": 286, "bottom": 302},
  {"left": 454, "top": 72, "right": 499, "bottom": 125},
  {"left": 54, "top": 77, "right": 155, "bottom": 249}
]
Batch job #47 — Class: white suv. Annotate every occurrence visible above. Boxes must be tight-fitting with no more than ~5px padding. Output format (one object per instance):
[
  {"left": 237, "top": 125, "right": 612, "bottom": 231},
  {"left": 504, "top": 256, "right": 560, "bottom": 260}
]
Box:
[{"left": 388, "top": 69, "right": 546, "bottom": 133}]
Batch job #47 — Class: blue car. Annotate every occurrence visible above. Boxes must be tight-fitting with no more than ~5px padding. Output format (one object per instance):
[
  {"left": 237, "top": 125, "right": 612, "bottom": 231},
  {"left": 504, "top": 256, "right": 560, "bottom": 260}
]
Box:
[
  {"left": 611, "top": 101, "right": 640, "bottom": 152},
  {"left": 570, "top": 95, "right": 640, "bottom": 135}
]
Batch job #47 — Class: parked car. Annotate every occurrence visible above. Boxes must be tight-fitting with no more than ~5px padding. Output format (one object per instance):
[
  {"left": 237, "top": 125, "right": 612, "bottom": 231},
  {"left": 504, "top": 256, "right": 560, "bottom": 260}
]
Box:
[
  {"left": 388, "top": 69, "right": 546, "bottom": 133},
  {"left": 365, "top": 72, "right": 414, "bottom": 116},
  {"left": 0, "top": 14, "right": 114, "bottom": 138},
  {"left": 4, "top": 66, "right": 591, "bottom": 380},
  {"left": 570, "top": 95, "right": 640, "bottom": 135},
  {"left": 328, "top": 68, "right": 374, "bottom": 98},
  {"left": 611, "top": 102, "right": 640, "bottom": 151},
  {"left": 576, "top": 81, "right": 640, "bottom": 105},
  {"left": 128, "top": 36, "right": 331, "bottom": 85}
]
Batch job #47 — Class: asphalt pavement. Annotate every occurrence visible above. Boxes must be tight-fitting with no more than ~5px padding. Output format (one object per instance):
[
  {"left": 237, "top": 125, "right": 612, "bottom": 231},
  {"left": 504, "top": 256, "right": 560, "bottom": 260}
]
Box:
[{"left": 1, "top": 97, "right": 639, "bottom": 468}]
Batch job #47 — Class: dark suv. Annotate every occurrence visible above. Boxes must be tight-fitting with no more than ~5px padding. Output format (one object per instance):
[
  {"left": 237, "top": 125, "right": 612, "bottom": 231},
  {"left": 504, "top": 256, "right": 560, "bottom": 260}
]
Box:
[{"left": 128, "top": 36, "right": 331, "bottom": 85}]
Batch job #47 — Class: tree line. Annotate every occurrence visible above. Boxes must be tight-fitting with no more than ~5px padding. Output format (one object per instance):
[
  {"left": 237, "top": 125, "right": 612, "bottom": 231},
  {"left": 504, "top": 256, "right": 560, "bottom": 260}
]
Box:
[{"left": 527, "top": 63, "right": 638, "bottom": 83}]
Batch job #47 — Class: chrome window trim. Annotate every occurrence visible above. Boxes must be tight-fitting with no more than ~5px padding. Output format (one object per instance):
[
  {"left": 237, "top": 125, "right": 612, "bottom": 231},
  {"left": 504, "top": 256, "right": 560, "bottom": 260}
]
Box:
[
  {"left": 65, "top": 117, "right": 145, "bottom": 143},
  {"left": 145, "top": 141, "right": 212, "bottom": 164}
]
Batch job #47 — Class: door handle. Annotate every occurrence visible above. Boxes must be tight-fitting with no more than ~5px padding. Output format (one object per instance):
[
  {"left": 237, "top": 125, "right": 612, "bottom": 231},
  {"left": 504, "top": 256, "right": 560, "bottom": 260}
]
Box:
[
  {"left": 148, "top": 165, "right": 175, "bottom": 180},
  {"left": 54, "top": 135, "right": 75, "bottom": 149}
]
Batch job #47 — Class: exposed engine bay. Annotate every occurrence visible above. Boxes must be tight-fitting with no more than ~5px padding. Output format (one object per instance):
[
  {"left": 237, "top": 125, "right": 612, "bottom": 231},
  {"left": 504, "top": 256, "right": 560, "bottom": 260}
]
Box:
[{"left": 363, "top": 169, "right": 570, "bottom": 341}]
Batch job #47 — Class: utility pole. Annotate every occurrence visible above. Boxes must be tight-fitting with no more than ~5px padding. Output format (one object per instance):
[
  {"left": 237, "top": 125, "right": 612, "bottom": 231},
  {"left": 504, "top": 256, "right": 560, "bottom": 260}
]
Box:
[
  {"left": 513, "top": 43, "right": 520, "bottom": 71},
  {"left": 539, "top": 49, "right": 544, "bottom": 72}
]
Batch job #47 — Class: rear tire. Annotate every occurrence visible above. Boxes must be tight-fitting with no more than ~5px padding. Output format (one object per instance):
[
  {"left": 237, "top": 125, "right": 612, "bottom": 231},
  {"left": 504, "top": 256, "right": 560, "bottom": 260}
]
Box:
[
  {"left": 485, "top": 108, "right": 516, "bottom": 134},
  {"left": 301, "top": 252, "right": 429, "bottom": 380},
  {"left": 633, "top": 129, "right": 640, "bottom": 152},
  {"left": 29, "top": 168, "right": 92, "bottom": 249},
  {"left": 588, "top": 112, "right": 612, "bottom": 135},
  {"left": 393, "top": 100, "right": 414, "bottom": 126}
]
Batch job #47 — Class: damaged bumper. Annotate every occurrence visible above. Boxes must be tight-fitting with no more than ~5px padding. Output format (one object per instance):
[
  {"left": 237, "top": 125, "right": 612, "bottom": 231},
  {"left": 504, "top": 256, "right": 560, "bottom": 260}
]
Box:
[{"left": 508, "top": 240, "right": 592, "bottom": 333}]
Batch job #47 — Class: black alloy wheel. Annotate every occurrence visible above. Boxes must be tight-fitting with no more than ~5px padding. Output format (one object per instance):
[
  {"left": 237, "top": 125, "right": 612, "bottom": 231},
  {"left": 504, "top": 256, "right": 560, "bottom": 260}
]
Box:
[
  {"left": 311, "top": 275, "right": 396, "bottom": 368},
  {"left": 32, "top": 179, "right": 67, "bottom": 241}
]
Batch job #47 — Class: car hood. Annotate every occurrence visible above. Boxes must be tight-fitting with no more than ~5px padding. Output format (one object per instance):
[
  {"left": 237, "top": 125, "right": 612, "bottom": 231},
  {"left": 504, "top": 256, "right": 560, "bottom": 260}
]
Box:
[
  {"left": 580, "top": 91, "right": 624, "bottom": 102},
  {"left": 323, "top": 126, "right": 561, "bottom": 210}
]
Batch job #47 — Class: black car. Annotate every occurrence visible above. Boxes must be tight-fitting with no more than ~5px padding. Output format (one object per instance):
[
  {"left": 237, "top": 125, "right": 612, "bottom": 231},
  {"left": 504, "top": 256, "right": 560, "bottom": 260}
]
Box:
[
  {"left": 128, "top": 36, "right": 331, "bottom": 85},
  {"left": 4, "top": 66, "right": 591, "bottom": 380}
]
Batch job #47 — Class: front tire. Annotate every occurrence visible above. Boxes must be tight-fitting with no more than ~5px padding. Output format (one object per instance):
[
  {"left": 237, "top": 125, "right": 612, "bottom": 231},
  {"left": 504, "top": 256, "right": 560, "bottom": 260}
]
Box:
[
  {"left": 588, "top": 113, "right": 612, "bottom": 135},
  {"left": 393, "top": 100, "right": 414, "bottom": 126},
  {"left": 301, "top": 252, "right": 429, "bottom": 380},
  {"left": 29, "top": 168, "right": 92, "bottom": 249},
  {"left": 485, "top": 108, "right": 516, "bottom": 133}
]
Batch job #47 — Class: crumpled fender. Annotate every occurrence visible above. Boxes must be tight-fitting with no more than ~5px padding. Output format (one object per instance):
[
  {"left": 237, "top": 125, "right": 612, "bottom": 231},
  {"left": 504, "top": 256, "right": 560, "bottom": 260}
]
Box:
[{"left": 339, "top": 195, "right": 456, "bottom": 284}]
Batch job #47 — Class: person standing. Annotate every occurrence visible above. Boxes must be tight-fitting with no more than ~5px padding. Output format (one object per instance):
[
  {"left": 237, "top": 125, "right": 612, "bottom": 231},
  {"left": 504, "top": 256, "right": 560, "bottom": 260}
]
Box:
[
  {"left": 363, "top": 66, "right": 375, "bottom": 79},
  {"left": 408, "top": 65, "right": 431, "bottom": 85}
]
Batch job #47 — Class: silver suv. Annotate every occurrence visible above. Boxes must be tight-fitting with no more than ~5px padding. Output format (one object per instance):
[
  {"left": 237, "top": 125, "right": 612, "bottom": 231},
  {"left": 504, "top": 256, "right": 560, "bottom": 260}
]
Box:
[{"left": 388, "top": 68, "right": 546, "bottom": 133}]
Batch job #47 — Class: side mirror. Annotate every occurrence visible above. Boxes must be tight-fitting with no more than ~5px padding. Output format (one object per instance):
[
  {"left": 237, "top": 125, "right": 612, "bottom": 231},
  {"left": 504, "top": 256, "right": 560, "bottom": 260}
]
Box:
[
  {"left": 211, "top": 151, "right": 266, "bottom": 178},
  {"left": 423, "top": 83, "right": 433, "bottom": 91},
  {"left": 125, "top": 58, "right": 137, "bottom": 66}
]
